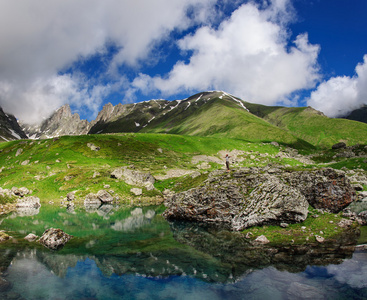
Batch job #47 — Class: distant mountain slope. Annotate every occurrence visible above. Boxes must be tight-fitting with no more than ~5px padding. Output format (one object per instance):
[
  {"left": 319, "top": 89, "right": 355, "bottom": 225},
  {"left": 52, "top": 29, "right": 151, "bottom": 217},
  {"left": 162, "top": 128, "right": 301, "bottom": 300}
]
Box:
[
  {"left": 342, "top": 105, "right": 367, "bottom": 124},
  {"left": 245, "top": 103, "right": 367, "bottom": 148},
  {"left": 142, "top": 92, "right": 311, "bottom": 148},
  {"left": 0, "top": 107, "right": 27, "bottom": 142},
  {"left": 21, "top": 104, "right": 91, "bottom": 139},
  {"left": 14, "top": 90, "right": 367, "bottom": 149}
]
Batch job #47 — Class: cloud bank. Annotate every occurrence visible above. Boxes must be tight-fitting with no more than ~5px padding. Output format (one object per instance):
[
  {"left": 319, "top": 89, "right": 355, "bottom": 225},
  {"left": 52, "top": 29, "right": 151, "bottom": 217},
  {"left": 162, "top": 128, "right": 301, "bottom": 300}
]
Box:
[
  {"left": 0, "top": 0, "right": 214, "bottom": 123},
  {"left": 0, "top": 0, "right": 365, "bottom": 124},
  {"left": 132, "top": 1, "right": 320, "bottom": 106},
  {"left": 307, "top": 55, "right": 367, "bottom": 117}
]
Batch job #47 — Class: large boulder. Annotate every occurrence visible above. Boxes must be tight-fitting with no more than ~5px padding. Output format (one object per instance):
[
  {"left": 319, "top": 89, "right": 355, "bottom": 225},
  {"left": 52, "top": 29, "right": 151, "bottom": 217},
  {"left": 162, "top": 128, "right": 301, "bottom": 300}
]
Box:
[
  {"left": 97, "top": 190, "right": 114, "bottom": 203},
  {"left": 163, "top": 170, "right": 308, "bottom": 230},
  {"left": 163, "top": 167, "right": 356, "bottom": 230},
  {"left": 39, "top": 228, "right": 73, "bottom": 250},
  {"left": 283, "top": 168, "right": 356, "bottom": 213}
]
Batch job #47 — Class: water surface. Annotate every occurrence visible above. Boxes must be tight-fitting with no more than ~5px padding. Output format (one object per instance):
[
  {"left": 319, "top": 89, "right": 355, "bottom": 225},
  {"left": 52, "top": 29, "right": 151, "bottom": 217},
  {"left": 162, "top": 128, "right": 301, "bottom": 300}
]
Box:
[{"left": 0, "top": 203, "right": 366, "bottom": 299}]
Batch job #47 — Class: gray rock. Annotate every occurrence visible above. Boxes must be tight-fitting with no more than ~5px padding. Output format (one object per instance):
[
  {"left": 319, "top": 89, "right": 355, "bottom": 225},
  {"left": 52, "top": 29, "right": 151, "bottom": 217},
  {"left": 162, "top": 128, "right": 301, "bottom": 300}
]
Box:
[
  {"left": 39, "top": 228, "right": 73, "bottom": 250},
  {"left": 253, "top": 235, "right": 270, "bottom": 244},
  {"left": 15, "top": 148, "right": 23, "bottom": 157},
  {"left": 16, "top": 196, "right": 41, "bottom": 208},
  {"left": 164, "top": 167, "right": 356, "bottom": 229},
  {"left": 97, "top": 190, "right": 114, "bottom": 203},
  {"left": 111, "top": 167, "right": 155, "bottom": 188},
  {"left": 24, "top": 233, "right": 38, "bottom": 242},
  {"left": 131, "top": 188, "right": 142, "bottom": 196},
  {"left": 332, "top": 142, "right": 347, "bottom": 149},
  {"left": 66, "top": 192, "right": 75, "bottom": 201}
]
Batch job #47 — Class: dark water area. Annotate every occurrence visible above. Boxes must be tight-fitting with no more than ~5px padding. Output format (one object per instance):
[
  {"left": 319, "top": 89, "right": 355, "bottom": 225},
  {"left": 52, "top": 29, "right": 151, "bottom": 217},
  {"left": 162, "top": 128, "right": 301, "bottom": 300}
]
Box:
[{"left": 0, "top": 203, "right": 366, "bottom": 299}]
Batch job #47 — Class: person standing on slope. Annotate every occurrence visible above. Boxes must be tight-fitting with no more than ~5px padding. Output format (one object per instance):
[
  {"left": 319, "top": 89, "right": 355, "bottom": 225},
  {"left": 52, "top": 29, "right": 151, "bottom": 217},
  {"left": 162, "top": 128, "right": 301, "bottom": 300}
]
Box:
[{"left": 225, "top": 154, "right": 230, "bottom": 172}]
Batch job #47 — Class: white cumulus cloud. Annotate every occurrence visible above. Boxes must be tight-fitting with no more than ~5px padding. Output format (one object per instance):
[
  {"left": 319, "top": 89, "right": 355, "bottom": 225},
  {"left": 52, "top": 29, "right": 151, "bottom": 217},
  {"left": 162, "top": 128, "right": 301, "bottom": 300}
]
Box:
[
  {"left": 131, "top": 1, "right": 320, "bottom": 105},
  {"left": 307, "top": 55, "right": 367, "bottom": 117},
  {"left": 0, "top": 0, "right": 215, "bottom": 123}
]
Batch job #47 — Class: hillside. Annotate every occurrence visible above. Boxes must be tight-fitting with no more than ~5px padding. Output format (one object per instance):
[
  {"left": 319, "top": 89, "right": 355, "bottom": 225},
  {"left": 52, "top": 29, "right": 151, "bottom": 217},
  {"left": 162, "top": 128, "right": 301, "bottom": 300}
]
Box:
[
  {"left": 343, "top": 105, "right": 367, "bottom": 124},
  {"left": 245, "top": 102, "right": 367, "bottom": 148},
  {"left": 0, "top": 133, "right": 314, "bottom": 202},
  {"left": 14, "top": 90, "right": 367, "bottom": 150}
]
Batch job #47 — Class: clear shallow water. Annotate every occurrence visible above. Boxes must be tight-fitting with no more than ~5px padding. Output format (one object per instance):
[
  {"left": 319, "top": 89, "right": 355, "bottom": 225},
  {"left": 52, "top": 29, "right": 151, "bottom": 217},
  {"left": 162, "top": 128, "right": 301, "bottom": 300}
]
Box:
[{"left": 0, "top": 203, "right": 366, "bottom": 300}]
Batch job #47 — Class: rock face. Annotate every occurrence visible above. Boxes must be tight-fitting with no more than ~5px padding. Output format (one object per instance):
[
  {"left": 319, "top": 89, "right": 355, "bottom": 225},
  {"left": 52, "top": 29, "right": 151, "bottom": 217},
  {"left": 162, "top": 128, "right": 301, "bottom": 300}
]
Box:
[
  {"left": 111, "top": 167, "right": 155, "bottom": 190},
  {"left": 0, "top": 106, "right": 28, "bottom": 142},
  {"left": 163, "top": 168, "right": 355, "bottom": 230},
  {"left": 283, "top": 168, "right": 356, "bottom": 213},
  {"left": 21, "top": 104, "right": 91, "bottom": 139},
  {"left": 39, "top": 228, "right": 73, "bottom": 250}
]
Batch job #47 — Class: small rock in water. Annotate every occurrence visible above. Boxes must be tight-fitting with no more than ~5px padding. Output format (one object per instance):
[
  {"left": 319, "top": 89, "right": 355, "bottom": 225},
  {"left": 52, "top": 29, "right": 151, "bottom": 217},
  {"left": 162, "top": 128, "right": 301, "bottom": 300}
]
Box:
[
  {"left": 24, "top": 233, "right": 38, "bottom": 242},
  {"left": 39, "top": 228, "right": 73, "bottom": 250}
]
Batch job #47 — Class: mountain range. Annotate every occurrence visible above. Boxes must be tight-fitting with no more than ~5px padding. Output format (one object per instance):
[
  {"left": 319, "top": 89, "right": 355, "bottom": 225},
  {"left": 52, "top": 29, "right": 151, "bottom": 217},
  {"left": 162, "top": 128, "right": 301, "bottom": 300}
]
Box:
[{"left": 1, "top": 90, "right": 367, "bottom": 149}]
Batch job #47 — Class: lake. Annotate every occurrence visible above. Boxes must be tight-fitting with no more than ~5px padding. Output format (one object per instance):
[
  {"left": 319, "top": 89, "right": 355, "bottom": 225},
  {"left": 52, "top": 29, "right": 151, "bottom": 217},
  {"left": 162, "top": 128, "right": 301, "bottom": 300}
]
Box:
[{"left": 0, "top": 202, "right": 366, "bottom": 300}]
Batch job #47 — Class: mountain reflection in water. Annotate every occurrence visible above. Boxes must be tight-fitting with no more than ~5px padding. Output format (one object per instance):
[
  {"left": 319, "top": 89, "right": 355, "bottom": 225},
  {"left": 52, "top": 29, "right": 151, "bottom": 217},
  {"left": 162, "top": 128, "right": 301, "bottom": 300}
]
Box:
[{"left": 0, "top": 204, "right": 365, "bottom": 299}]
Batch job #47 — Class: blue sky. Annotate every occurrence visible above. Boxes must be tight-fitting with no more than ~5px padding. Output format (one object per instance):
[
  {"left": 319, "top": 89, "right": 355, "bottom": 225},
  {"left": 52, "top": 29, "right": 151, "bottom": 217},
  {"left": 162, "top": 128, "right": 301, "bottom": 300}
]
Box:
[{"left": 0, "top": 0, "right": 366, "bottom": 123}]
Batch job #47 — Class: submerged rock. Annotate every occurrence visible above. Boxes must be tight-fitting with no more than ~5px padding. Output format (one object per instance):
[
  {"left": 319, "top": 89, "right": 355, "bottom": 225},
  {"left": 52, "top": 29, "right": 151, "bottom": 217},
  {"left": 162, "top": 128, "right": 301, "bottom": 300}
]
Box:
[{"left": 39, "top": 228, "right": 73, "bottom": 250}]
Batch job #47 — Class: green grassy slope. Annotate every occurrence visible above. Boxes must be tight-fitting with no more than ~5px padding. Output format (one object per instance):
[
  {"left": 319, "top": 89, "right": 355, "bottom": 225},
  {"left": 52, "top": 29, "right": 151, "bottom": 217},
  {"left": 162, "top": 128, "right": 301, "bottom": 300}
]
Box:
[
  {"left": 143, "top": 97, "right": 312, "bottom": 149},
  {"left": 0, "top": 134, "right": 289, "bottom": 202},
  {"left": 245, "top": 103, "right": 367, "bottom": 148}
]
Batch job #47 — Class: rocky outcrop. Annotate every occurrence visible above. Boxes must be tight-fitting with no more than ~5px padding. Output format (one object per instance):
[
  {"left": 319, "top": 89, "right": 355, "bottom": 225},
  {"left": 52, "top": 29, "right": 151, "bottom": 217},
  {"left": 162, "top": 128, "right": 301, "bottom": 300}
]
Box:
[
  {"left": 39, "top": 228, "right": 73, "bottom": 250},
  {"left": 111, "top": 167, "right": 155, "bottom": 190},
  {"left": 163, "top": 168, "right": 355, "bottom": 230},
  {"left": 21, "top": 104, "right": 91, "bottom": 139},
  {"left": 282, "top": 168, "right": 356, "bottom": 213},
  {"left": 0, "top": 106, "right": 28, "bottom": 142}
]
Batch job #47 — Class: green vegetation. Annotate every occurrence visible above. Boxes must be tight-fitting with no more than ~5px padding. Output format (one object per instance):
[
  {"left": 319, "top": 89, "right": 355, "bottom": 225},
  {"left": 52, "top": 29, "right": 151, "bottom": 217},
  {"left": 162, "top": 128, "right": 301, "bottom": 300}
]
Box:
[{"left": 242, "top": 207, "right": 358, "bottom": 245}]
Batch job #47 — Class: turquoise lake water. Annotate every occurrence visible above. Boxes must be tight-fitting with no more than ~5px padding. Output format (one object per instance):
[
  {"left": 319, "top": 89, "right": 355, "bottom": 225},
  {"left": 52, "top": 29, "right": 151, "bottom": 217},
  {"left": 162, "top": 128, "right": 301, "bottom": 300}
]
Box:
[{"left": 0, "top": 203, "right": 366, "bottom": 299}]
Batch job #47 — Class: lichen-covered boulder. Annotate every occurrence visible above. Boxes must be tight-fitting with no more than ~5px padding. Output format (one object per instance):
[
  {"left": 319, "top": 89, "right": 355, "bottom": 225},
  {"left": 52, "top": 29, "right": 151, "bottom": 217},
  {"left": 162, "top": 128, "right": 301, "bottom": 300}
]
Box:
[
  {"left": 283, "top": 168, "right": 356, "bottom": 213},
  {"left": 97, "top": 190, "right": 114, "bottom": 203},
  {"left": 39, "top": 228, "right": 73, "bottom": 250},
  {"left": 163, "top": 171, "right": 308, "bottom": 231}
]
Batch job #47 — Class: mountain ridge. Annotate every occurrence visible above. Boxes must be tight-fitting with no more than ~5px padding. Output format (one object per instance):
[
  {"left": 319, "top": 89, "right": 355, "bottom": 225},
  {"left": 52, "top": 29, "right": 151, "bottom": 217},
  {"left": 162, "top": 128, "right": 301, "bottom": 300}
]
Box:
[{"left": 4, "top": 90, "right": 367, "bottom": 149}]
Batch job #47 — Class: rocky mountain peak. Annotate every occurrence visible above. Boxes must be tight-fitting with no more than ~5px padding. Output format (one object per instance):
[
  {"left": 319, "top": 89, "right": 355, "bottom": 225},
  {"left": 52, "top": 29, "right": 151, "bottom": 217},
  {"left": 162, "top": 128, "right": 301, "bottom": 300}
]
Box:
[
  {"left": 0, "top": 106, "right": 28, "bottom": 142},
  {"left": 21, "top": 104, "right": 91, "bottom": 139}
]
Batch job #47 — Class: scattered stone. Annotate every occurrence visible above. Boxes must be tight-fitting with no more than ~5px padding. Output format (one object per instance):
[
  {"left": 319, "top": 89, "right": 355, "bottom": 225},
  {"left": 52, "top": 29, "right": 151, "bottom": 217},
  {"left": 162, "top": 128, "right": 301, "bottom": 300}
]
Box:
[
  {"left": 39, "top": 228, "right": 73, "bottom": 250},
  {"left": 64, "top": 175, "right": 74, "bottom": 181},
  {"left": 66, "top": 192, "right": 75, "bottom": 201},
  {"left": 21, "top": 160, "right": 30, "bottom": 166},
  {"left": 253, "top": 235, "right": 270, "bottom": 244},
  {"left": 16, "top": 196, "right": 41, "bottom": 208},
  {"left": 15, "top": 149, "right": 23, "bottom": 157},
  {"left": 111, "top": 167, "right": 155, "bottom": 188},
  {"left": 338, "top": 219, "right": 354, "bottom": 228},
  {"left": 92, "top": 171, "right": 101, "bottom": 178},
  {"left": 104, "top": 184, "right": 111, "bottom": 189},
  {"left": 84, "top": 193, "right": 102, "bottom": 210},
  {"left": 157, "top": 148, "right": 163, "bottom": 153},
  {"left": 24, "top": 233, "right": 38, "bottom": 242},
  {"left": 0, "top": 232, "right": 10, "bottom": 243},
  {"left": 87, "top": 143, "right": 100, "bottom": 151},
  {"left": 131, "top": 188, "right": 143, "bottom": 196},
  {"left": 97, "top": 190, "right": 114, "bottom": 203},
  {"left": 280, "top": 223, "right": 289, "bottom": 228},
  {"left": 271, "top": 141, "right": 279, "bottom": 147},
  {"left": 332, "top": 142, "right": 347, "bottom": 150},
  {"left": 315, "top": 235, "right": 325, "bottom": 243},
  {"left": 245, "top": 232, "right": 253, "bottom": 239}
]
